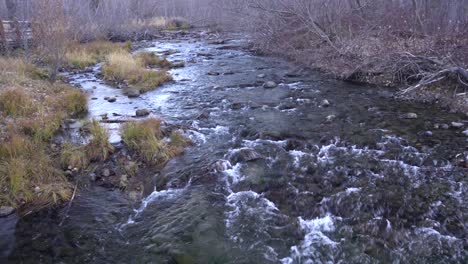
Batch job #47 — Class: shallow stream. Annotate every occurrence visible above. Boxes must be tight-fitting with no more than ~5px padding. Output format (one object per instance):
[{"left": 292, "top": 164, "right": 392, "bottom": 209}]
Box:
[{"left": 2, "top": 33, "right": 467, "bottom": 263}]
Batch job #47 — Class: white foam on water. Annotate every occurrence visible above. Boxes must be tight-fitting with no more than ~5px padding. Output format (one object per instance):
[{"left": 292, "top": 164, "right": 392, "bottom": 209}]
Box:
[
  {"left": 186, "top": 130, "right": 206, "bottom": 144},
  {"left": 243, "top": 139, "right": 288, "bottom": 148},
  {"left": 345, "top": 187, "right": 361, "bottom": 194},
  {"left": 225, "top": 190, "right": 280, "bottom": 236},
  {"left": 289, "top": 150, "right": 314, "bottom": 169},
  {"left": 119, "top": 187, "right": 186, "bottom": 230},
  {"left": 223, "top": 163, "right": 243, "bottom": 186},
  {"left": 414, "top": 227, "right": 459, "bottom": 242},
  {"left": 281, "top": 215, "right": 337, "bottom": 264}
]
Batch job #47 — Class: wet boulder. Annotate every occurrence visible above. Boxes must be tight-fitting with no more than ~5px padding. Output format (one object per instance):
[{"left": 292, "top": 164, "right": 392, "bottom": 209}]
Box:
[
  {"left": 229, "top": 148, "right": 263, "bottom": 163},
  {"left": 0, "top": 206, "right": 14, "bottom": 217},
  {"left": 107, "top": 97, "right": 117, "bottom": 103},
  {"left": 127, "top": 90, "right": 140, "bottom": 98},
  {"left": 263, "top": 81, "right": 278, "bottom": 89},
  {"left": 462, "top": 129, "right": 468, "bottom": 137},
  {"left": 136, "top": 109, "right": 151, "bottom": 117}
]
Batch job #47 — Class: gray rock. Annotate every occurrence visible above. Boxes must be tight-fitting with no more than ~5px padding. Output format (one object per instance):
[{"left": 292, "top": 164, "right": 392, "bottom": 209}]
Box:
[
  {"left": 451, "top": 122, "right": 464, "bottom": 129},
  {"left": 263, "top": 81, "right": 278, "bottom": 89},
  {"left": 207, "top": 71, "right": 220, "bottom": 76},
  {"left": 136, "top": 109, "right": 150, "bottom": 117},
  {"left": 326, "top": 115, "right": 336, "bottom": 123},
  {"left": 0, "top": 206, "right": 14, "bottom": 217},
  {"left": 102, "top": 168, "right": 110, "bottom": 177},
  {"left": 107, "top": 97, "right": 117, "bottom": 103},
  {"left": 462, "top": 129, "right": 468, "bottom": 136},
  {"left": 257, "top": 73, "right": 266, "bottom": 78},
  {"left": 441, "top": 123, "right": 449, "bottom": 129},
  {"left": 127, "top": 90, "right": 140, "bottom": 98},
  {"left": 229, "top": 148, "right": 263, "bottom": 163},
  {"left": 321, "top": 99, "right": 331, "bottom": 107},
  {"left": 401, "top": 113, "right": 418, "bottom": 119},
  {"left": 171, "top": 60, "right": 185, "bottom": 68},
  {"left": 422, "top": 131, "right": 433, "bottom": 137}
]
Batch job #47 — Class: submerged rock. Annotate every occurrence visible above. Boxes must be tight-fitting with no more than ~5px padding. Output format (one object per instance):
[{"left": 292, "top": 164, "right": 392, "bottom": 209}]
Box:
[
  {"left": 0, "top": 206, "right": 14, "bottom": 217},
  {"left": 401, "top": 113, "right": 418, "bottom": 119},
  {"left": 451, "top": 122, "right": 464, "bottom": 129},
  {"left": 136, "top": 109, "right": 151, "bottom": 117},
  {"left": 257, "top": 73, "right": 266, "bottom": 78},
  {"left": 263, "top": 81, "right": 278, "bottom": 89}
]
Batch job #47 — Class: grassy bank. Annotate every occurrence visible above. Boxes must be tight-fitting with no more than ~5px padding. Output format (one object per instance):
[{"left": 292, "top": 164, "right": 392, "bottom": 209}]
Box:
[{"left": 0, "top": 57, "right": 88, "bottom": 211}]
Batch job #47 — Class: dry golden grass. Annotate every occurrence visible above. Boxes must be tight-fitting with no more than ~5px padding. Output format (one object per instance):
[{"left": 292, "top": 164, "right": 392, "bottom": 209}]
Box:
[
  {"left": 135, "top": 52, "right": 172, "bottom": 68},
  {"left": 65, "top": 40, "right": 131, "bottom": 70},
  {"left": 0, "top": 134, "right": 71, "bottom": 209},
  {"left": 0, "top": 88, "right": 38, "bottom": 117},
  {"left": 146, "top": 17, "right": 191, "bottom": 30},
  {"left": 85, "top": 120, "right": 114, "bottom": 162},
  {"left": 121, "top": 118, "right": 191, "bottom": 165},
  {"left": 102, "top": 51, "right": 172, "bottom": 93},
  {"left": 0, "top": 57, "right": 90, "bottom": 211}
]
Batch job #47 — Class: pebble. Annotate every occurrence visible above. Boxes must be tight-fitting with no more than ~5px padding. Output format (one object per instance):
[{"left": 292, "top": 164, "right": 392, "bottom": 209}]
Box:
[
  {"left": 321, "top": 99, "right": 331, "bottom": 107},
  {"left": 326, "top": 115, "right": 336, "bottom": 123},
  {"left": 263, "top": 81, "right": 277, "bottom": 89},
  {"left": 257, "top": 73, "right": 266, "bottom": 78},
  {"left": 102, "top": 168, "right": 110, "bottom": 177},
  {"left": 107, "top": 97, "right": 117, "bottom": 103},
  {"left": 401, "top": 113, "right": 418, "bottom": 119},
  {"left": 89, "top": 173, "right": 97, "bottom": 181}
]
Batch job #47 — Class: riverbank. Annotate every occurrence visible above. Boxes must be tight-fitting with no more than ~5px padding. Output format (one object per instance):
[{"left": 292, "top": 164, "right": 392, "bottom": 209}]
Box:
[
  {"left": 0, "top": 34, "right": 193, "bottom": 217},
  {"left": 246, "top": 30, "right": 468, "bottom": 115}
]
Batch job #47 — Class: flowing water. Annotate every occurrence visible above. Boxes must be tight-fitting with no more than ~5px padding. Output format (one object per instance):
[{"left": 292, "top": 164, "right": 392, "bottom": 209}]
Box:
[{"left": 2, "top": 34, "right": 467, "bottom": 263}]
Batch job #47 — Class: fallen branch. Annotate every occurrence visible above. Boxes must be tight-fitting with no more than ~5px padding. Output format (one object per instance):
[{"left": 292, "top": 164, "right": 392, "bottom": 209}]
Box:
[
  {"left": 399, "top": 67, "right": 468, "bottom": 95},
  {"left": 59, "top": 183, "right": 78, "bottom": 227}
]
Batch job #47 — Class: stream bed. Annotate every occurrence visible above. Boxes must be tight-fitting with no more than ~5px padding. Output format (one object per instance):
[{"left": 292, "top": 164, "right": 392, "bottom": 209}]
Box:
[{"left": 2, "top": 33, "right": 467, "bottom": 263}]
